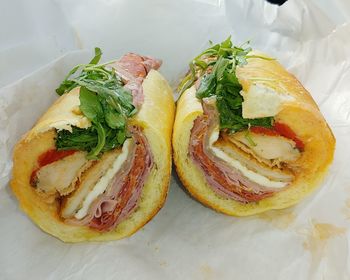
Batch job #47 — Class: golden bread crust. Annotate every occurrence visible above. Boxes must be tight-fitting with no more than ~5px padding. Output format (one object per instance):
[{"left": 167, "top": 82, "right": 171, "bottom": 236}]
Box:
[
  {"left": 173, "top": 56, "right": 335, "bottom": 216},
  {"left": 26, "top": 87, "right": 91, "bottom": 141},
  {"left": 11, "top": 70, "right": 175, "bottom": 242}
]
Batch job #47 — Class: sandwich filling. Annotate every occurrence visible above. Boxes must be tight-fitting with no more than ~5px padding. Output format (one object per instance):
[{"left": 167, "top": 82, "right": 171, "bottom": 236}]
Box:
[
  {"left": 189, "top": 99, "right": 301, "bottom": 203},
  {"left": 29, "top": 50, "right": 159, "bottom": 231},
  {"left": 180, "top": 37, "right": 303, "bottom": 203}
]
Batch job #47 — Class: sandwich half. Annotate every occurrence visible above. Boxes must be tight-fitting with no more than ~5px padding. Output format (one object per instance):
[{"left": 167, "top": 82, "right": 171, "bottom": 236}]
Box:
[
  {"left": 173, "top": 37, "right": 335, "bottom": 216},
  {"left": 11, "top": 49, "right": 175, "bottom": 242}
]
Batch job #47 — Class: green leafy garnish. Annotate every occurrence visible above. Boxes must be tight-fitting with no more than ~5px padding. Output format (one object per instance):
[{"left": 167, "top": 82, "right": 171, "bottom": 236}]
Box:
[
  {"left": 89, "top": 47, "right": 102, "bottom": 65},
  {"left": 244, "top": 130, "right": 257, "bottom": 147},
  {"left": 179, "top": 36, "right": 273, "bottom": 133},
  {"left": 55, "top": 48, "right": 135, "bottom": 159}
]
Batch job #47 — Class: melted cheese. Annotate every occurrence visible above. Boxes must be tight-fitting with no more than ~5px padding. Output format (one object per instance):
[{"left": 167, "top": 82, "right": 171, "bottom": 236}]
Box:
[
  {"left": 209, "top": 127, "right": 287, "bottom": 189},
  {"left": 74, "top": 139, "right": 132, "bottom": 219}
]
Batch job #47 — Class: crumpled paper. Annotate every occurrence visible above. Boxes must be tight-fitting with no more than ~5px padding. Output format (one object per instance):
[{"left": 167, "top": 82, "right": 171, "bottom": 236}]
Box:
[{"left": 1, "top": 0, "right": 350, "bottom": 279}]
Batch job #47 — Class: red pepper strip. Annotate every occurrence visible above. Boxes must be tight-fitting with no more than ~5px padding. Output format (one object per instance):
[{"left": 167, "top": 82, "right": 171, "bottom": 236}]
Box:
[{"left": 38, "top": 149, "right": 76, "bottom": 167}]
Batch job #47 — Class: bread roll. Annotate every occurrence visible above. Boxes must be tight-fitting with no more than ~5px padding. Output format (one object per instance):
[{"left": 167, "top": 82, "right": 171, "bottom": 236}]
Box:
[
  {"left": 173, "top": 44, "right": 335, "bottom": 216},
  {"left": 11, "top": 53, "right": 175, "bottom": 242}
]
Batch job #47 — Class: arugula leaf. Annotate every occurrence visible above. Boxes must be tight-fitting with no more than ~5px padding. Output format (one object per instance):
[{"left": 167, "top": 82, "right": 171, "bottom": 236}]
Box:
[
  {"left": 79, "top": 87, "right": 103, "bottom": 122},
  {"left": 105, "top": 110, "right": 125, "bottom": 129},
  {"left": 56, "top": 127, "right": 98, "bottom": 151},
  {"left": 73, "top": 79, "right": 134, "bottom": 116},
  {"left": 89, "top": 47, "right": 102, "bottom": 65},
  {"left": 56, "top": 65, "right": 84, "bottom": 96},
  {"left": 244, "top": 130, "right": 257, "bottom": 146},
  {"left": 56, "top": 124, "right": 128, "bottom": 159},
  {"left": 180, "top": 36, "right": 273, "bottom": 133},
  {"left": 56, "top": 80, "right": 76, "bottom": 96},
  {"left": 55, "top": 48, "right": 135, "bottom": 158},
  {"left": 89, "top": 122, "right": 106, "bottom": 159},
  {"left": 196, "top": 73, "right": 216, "bottom": 99}
]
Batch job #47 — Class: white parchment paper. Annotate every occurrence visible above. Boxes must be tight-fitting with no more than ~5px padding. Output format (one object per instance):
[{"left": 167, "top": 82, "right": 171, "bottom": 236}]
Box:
[{"left": 1, "top": 0, "right": 350, "bottom": 279}]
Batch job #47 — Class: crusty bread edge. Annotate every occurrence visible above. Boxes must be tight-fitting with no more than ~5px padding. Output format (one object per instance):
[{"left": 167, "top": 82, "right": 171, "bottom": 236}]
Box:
[
  {"left": 172, "top": 56, "right": 335, "bottom": 216},
  {"left": 10, "top": 70, "right": 175, "bottom": 242}
]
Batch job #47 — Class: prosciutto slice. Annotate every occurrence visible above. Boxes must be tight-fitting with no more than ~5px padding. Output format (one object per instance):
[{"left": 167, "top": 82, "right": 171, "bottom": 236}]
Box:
[
  {"left": 67, "top": 126, "right": 153, "bottom": 232},
  {"left": 189, "top": 101, "right": 277, "bottom": 203},
  {"left": 112, "top": 53, "right": 162, "bottom": 108}
]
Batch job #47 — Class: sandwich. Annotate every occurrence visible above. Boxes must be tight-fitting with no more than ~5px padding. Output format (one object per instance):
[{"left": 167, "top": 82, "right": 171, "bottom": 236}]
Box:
[
  {"left": 173, "top": 37, "right": 335, "bottom": 216},
  {"left": 11, "top": 49, "right": 175, "bottom": 242}
]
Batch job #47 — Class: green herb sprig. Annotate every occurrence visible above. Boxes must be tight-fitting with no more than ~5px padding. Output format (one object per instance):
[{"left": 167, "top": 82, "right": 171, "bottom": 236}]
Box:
[
  {"left": 178, "top": 36, "right": 273, "bottom": 133},
  {"left": 55, "top": 48, "right": 136, "bottom": 159}
]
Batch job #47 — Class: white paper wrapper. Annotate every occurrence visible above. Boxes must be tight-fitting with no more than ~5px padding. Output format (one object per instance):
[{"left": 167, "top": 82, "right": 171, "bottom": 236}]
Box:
[{"left": 1, "top": 0, "right": 350, "bottom": 279}]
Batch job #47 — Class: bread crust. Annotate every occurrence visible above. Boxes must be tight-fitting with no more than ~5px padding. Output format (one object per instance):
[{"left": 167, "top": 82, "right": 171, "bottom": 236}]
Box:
[
  {"left": 173, "top": 56, "right": 335, "bottom": 216},
  {"left": 11, "top": 70, "right": 175, "bottom": 242}
]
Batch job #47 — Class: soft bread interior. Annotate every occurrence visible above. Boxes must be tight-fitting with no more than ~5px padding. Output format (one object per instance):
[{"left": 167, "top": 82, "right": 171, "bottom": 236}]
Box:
[
  {"left": 173, "top": 56, "right": 335, "bottom": 216},
  {"left": 11, "top": 70, "right": 175, "bottom": 242}
]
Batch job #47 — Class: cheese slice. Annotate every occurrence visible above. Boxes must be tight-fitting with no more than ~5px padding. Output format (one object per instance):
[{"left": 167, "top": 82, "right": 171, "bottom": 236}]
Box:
[
  {"left": 74, "top": 139, "right": 132, "bottom": 219},
  {"left": 209, "top": 127, "right": 288, "bottom": 189}
]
